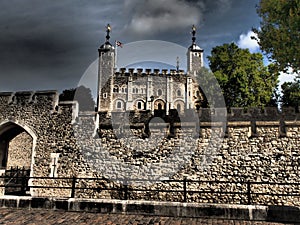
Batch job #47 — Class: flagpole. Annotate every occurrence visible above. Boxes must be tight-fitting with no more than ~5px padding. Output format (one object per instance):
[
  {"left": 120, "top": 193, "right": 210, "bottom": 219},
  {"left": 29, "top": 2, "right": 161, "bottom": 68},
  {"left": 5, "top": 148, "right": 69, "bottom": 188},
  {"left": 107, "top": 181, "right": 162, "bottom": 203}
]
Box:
[{"left": 115, "top": 40, "right": 118, "bottom": 70}]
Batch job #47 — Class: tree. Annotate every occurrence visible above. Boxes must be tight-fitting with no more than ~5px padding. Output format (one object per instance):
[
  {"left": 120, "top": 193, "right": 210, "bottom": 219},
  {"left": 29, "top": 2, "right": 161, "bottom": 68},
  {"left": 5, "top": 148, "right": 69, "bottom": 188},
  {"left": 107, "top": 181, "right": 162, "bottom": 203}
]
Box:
[
  {"left": 195, "top": 67, "right": 225, "bottom": 108},
  {"left": 253, "top": 0, "right": 300, "bottom": 73},
  {"left": 59, "top": 85, "right": 95, "bottom": 111},
  {"left": 208, "top": 43, "right": 279, "bottom": 108},
  {"left": 281, "top": 78, "right": 300, "bottom": 109}
]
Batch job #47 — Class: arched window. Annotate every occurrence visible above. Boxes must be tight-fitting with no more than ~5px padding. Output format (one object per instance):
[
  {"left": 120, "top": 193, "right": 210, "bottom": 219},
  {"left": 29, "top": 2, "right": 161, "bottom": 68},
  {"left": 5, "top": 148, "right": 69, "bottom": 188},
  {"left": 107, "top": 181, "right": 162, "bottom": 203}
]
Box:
[
  {"left": 137, "top": 101, "right": 143, "bottom": 110},
  {"left": 158, "top": 103, "right": 162, "bottom": 110},
  {"left": 113, "top": 85, "right": 119, "bottom": 93},
  {"left": 116, "top": 100, "right": 123, "bottom": 109},
  {"left": 157, "top": 89, "right": 162, "bottom": 96},
  {"left": 135, "top": 88, "right": 138, "bottom": 94},
  {"left": 177, "top": 89, "right": 181, "bottom": 96},
  {"left": 177, "top": 104, "right": 181, "bottom": 112}
]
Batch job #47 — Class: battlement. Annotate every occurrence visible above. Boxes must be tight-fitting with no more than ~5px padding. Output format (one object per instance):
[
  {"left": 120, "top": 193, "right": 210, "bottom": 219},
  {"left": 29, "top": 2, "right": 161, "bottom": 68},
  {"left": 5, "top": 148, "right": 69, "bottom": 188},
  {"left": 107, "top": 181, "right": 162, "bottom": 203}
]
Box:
[
  {"left": 0, "top": 90, "right": 59, "bottom": 105},
  {"left": 115, "top": 68, "right": 186, "bottom": 77},
  {"left": 0, "top": 91, "right": 80, "bottom": 116},
  {"left": 98, "top": 107, "right": 300, "bottom": 123}
]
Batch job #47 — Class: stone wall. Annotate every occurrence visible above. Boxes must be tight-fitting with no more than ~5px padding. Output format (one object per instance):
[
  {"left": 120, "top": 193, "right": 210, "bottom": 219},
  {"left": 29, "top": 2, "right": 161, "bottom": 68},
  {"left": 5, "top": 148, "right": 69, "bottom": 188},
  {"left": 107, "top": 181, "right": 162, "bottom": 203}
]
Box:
[
  {"left": 0, "top": 91, "right": 101, "bottom": 197},
  {"left": 0, "top": 90, "right": 300, "bottom": 206},
  {"left": 7, "top": 131, "right": 32, "bottom": 169}
]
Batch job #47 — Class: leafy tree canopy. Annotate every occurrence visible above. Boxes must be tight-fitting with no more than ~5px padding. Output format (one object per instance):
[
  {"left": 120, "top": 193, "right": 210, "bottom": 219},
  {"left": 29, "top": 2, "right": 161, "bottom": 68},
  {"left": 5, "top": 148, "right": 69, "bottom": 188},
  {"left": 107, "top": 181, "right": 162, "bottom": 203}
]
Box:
[
  {"left": 208, "top": 43, "right": 279, "bottom": 108},
  {"left": 254, "top": 0, "right": 300, "bottom": 74},
  {"left": 281, "top": 78, "right": 300, "bottom": 109},
  {"left": 59, "top": 85, "right": 95, "bottom": 111},
  {"left": 195, "top": 67, "right": 225, "bottom": 108}
]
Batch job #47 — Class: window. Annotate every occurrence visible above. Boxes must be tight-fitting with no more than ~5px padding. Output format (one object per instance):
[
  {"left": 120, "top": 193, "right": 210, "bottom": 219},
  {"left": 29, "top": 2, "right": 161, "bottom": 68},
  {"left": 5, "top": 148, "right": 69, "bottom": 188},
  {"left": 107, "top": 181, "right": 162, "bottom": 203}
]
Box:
[
  {"left": 137, "top": 101, "right": 143, "bottom": 110},
  {"left": 158, "top": 103, "right": 162, "bottom": 110},
  {"left": 113, "top": 85, "right": 119, "bottom": 93},
  {"left": 177, "top": 89, "right": 181, "bottom": 96},
  {"left": 103, "top": 93, "right": 107, "bottom": 98},
  {"left": 157, "top": 89, "right": 162, "bottom": 96},
  {"left": 50, "top": 153, "right": 60, "bottom": 178},
  {"left": 116, "top": 101, "right": 123, "bottom": 109},
  {"left": 121, "top": 86, "right": 127, "bottom": 93},
  {"left": 177, "top": 104, "right": 181, "bottom": 113}
]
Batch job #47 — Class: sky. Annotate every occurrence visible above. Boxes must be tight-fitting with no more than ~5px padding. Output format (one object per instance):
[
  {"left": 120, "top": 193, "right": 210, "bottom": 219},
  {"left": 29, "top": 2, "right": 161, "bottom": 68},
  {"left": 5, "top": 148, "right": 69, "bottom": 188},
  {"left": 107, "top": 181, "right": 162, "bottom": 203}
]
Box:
[{"left": 0, "top": 0, "right": 295, "bottom": 93}]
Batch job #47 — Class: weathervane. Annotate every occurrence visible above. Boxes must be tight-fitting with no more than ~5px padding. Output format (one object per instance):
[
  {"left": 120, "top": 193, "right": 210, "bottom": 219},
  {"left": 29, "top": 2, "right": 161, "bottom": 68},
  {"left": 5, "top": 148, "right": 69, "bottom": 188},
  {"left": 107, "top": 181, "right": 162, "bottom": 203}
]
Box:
[
  {"left": 106, "top": 24, "right": 111, "bottom": 43},
  {"left": 191, "top": 25, "right": 196, "bottom": 45}
]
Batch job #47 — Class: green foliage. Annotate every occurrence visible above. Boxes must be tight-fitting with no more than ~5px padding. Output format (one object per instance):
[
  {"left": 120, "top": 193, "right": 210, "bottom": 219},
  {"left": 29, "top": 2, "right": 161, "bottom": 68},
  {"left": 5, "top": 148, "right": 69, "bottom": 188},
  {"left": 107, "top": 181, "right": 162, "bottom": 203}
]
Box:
[
  {"left": 195, "top": 67, "right": 225, "bottom": 108},
  {"left": 208, "top": 43, "right": 279, "bottom": 108},
  {"left": 254, "top": 0, "right": 300, "bottom": 73},
  {"left": 59, "top": 85, "right": 95, "bottom": 111},
  {"left": 281, "top": 78, "right": 300, "bottom": 109}
]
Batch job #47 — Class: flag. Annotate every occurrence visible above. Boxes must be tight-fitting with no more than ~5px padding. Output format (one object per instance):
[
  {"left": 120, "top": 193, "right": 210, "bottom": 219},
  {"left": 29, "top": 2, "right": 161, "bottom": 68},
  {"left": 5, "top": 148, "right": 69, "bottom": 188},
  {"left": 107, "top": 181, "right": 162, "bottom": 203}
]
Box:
[{"left": 116, "top": 40, "right": 123, "bottom": 48}]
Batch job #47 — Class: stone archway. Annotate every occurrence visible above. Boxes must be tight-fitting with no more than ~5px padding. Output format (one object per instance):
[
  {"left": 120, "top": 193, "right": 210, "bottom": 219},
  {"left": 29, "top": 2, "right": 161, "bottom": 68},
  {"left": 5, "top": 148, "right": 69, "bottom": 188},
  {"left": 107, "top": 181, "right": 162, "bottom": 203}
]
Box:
[
  {"left": 154, "top": 99, "right": 165, "bottom": 110},
  {"left": 154, "top": 99, "right": 166, "bottom": 117},
  {"left": 0, "top": 120, "right": 37, "bottom": 195}
]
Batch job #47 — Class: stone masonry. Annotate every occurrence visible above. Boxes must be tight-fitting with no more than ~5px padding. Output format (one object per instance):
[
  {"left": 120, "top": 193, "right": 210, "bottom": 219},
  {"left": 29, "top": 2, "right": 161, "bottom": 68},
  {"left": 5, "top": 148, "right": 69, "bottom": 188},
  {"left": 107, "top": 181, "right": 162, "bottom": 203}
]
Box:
[{"left": 0, "top": 90, "right": 299, "bottom": 206}]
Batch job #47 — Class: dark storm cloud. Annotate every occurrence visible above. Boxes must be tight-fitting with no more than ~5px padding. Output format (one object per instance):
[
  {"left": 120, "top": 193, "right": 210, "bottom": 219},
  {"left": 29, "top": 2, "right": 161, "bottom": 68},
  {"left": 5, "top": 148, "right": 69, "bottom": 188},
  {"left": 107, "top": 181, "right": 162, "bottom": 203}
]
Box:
[
  {"left": 0, "top": 0, "right": 260, "bottom": 92},
  {"left": 0, "top": 0, "right": 123, "bottom": 91}
]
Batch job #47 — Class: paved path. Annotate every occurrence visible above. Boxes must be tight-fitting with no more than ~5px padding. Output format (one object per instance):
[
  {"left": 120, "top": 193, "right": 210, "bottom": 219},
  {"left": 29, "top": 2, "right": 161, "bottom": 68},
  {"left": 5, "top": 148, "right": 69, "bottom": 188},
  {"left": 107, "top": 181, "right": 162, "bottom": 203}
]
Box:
[{"left": 0, "top": 208, "right": 294, "bottom": 225}]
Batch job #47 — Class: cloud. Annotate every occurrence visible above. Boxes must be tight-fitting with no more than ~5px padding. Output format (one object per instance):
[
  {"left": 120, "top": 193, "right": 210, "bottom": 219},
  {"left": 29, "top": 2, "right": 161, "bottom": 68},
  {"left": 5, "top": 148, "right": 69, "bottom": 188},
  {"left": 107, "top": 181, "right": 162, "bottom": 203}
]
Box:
[
  {"left": 124, "top": 0, "right": 232, "bottom": 36},
  {"left": 237, "top": 30, "right": 260, "bottom": 53},
  {"left": 124, "top": 0, "right": 202, "bottom": 35}
]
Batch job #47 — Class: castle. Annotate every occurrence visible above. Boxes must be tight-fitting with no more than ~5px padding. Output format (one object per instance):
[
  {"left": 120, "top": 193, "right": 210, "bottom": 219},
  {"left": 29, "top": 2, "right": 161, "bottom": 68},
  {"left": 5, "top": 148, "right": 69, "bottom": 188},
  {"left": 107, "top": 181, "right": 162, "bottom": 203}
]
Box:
[
  {"left": 97, "top": 24, "right": 203, "bottom": 115},
  {"left": 0, "top": 25, "right": 299, "bottom": 206}
]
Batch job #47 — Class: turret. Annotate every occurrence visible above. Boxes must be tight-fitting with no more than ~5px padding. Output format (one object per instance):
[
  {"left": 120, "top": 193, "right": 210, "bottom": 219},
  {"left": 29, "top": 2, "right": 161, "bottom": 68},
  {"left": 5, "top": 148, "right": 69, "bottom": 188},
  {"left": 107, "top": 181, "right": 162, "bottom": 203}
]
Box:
[
  {"left": 187, "top": 25, "right": 204, "bottom": 76},
  {"left": 97, "top": 24, "right": 115, "bottom": 112}
]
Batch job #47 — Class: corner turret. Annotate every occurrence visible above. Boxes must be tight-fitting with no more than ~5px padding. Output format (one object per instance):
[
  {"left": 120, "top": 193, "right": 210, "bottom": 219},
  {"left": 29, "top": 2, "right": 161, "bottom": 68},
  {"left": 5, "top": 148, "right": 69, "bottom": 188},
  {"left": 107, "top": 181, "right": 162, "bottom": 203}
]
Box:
[
  {"left": 187, "top": 25, "right": 204, "bottom": 76},
  {"left": 97, "top": 24, "right": 116, "bottom": 112}
]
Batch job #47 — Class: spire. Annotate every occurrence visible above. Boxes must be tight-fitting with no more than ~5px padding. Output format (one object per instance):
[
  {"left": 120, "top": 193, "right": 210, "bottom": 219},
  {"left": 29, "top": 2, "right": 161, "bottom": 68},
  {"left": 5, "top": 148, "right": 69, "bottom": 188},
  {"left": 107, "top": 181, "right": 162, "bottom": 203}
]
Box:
[{"left": 176, "top": 56, "right": 180, "bottom": 71}]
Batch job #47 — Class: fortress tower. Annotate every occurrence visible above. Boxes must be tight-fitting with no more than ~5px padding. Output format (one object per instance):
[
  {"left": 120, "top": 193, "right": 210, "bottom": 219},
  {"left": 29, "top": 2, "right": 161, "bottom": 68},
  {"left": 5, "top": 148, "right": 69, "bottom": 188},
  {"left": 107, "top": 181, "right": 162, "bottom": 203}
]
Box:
[
  {"left": 97, "top": 24, "right": 204, "bottom": 115},
  {"left": 97, "top": 24, "right": 115, "bottom": 112},
  {"left": 187, "top": 25, "right": 204, "bottom": 76}
]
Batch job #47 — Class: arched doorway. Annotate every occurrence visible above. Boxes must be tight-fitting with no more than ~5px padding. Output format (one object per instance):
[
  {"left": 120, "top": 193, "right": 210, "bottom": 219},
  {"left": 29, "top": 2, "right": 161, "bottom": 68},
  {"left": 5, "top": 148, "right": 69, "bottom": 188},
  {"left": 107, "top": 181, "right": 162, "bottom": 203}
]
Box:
[
  {"left": 174, "top": 100, "right": 185, "bottom": 115},
  {"left": 0, "top": 120, "right": 36, "bottom": 195},
  {"left": 154, "top": 99, "right": 166, "bottom": 117}
]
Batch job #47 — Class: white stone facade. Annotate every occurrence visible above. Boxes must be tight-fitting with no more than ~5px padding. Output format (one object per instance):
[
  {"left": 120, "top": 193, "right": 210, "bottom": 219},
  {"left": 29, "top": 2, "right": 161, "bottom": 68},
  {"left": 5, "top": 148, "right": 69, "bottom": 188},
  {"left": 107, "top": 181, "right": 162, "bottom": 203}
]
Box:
[{"left": 97, "top": 26, "right": 204, "bottom": 115}]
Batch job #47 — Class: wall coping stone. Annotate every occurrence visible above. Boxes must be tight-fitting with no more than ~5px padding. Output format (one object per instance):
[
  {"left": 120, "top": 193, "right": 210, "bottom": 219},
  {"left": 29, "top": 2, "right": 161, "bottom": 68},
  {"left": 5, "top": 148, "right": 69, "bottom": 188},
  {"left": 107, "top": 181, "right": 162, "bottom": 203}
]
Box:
[
  {"left": 255, "top": 121, "right": 280, "bottom": 126},
  {"left": 285, "top": 121, "right": 300, "bottom": 126},
  {"left": 0, "top": 196, "right": 299, "bottom": 223}
]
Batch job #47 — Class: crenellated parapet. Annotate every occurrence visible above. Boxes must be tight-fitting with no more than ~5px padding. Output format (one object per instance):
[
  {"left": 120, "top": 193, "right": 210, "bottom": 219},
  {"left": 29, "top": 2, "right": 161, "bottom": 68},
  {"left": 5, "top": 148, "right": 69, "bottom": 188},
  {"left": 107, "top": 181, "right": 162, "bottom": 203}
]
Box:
[
  {"left": 97, "top": 107, "right": 300, "bottom": 138},
  {"left": 0, "top": 91, "right": 80, "bottom": 123},
  {"left": 0, "top": 91, "right": 59, "bottom": 109},
  {"left": 115, "top": 68, "right": 186, "bottom": 77}
]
